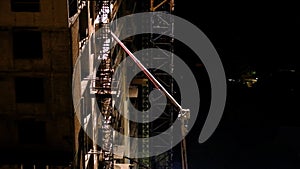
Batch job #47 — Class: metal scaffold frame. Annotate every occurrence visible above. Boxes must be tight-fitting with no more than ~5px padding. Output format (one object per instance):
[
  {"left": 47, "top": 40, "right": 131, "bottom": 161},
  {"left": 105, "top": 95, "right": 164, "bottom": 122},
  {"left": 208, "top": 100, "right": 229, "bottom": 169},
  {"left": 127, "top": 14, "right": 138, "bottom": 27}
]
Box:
[
  {"left": 96, "top": 0, "right": 114, "bottom": 169},
  {"left": 82, "top": 0, "right": 186, "bottom": 169},
  {"left": 142, "top": 1, "right": 176, "bottom": 168}
]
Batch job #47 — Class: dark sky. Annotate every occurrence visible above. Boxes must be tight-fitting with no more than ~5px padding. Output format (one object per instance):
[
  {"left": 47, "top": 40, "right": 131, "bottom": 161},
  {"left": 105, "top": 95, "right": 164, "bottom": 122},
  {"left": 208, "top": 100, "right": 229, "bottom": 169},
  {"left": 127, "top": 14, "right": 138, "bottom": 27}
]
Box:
[
  {"left": 174, "top": 1, "right": 298, "bottom": 75},
  {"left": 172, "top": 2, "right": 299, "bottom": 169}
]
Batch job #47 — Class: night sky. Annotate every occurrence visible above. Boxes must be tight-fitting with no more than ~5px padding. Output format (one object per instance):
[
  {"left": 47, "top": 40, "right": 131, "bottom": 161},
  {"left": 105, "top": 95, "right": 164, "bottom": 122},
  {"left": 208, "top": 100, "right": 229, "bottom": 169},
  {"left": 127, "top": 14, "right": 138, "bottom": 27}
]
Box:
[
  {"left": 175, "top": 1, "right": 298, "bottom": 73},
  {"left": 172, "top": 2, "right": 299, "bottom": 169}
]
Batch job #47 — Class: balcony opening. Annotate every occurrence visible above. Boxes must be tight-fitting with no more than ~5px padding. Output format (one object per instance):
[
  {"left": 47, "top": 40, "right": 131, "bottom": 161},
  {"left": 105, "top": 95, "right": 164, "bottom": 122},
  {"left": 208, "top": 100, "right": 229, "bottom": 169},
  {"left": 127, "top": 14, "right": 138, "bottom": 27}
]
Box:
[
  {"left": 18, "top": 119, "right": 46, "bottom": 144},
  {"left": 15, "top": 77, "right": 45, "bottom": 103},
  {"left": 13, "top": 29, "right": 43, "bottom": 59},
  {"left": 11, "top": 0, "right": 40, "bottom": 12}
]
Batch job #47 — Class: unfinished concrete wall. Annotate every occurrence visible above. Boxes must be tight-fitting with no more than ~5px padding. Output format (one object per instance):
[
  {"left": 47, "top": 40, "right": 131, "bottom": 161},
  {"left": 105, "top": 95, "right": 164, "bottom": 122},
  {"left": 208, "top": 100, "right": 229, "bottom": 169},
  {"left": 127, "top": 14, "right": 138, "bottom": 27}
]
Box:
[
  {"left": 0, "top": 0, "right": 97, "bottom": 167},
  {"left": 0, "top": 29, "right": 71, "bottom": 72},
  {"left": 0, "top": 0, "right": 68, "bottom": 28},
  {"left": 0, "top": 0, "right": 75, "bottom": 165}
]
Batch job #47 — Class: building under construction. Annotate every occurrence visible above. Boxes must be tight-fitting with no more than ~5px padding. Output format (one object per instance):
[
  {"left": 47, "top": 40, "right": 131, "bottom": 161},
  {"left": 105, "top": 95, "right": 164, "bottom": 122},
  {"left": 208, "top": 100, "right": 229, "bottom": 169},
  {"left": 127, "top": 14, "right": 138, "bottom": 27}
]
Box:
[{"left": 0, "top": 0, "right": 188, "bottom": 169}]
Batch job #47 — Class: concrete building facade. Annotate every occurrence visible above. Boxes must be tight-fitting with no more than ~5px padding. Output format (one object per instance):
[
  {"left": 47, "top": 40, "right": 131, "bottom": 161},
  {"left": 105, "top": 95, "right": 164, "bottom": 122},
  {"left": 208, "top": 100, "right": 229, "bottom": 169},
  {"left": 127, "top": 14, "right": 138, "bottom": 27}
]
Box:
[{"left": 0, "top": 0, "right": 96, "bottom": 168}]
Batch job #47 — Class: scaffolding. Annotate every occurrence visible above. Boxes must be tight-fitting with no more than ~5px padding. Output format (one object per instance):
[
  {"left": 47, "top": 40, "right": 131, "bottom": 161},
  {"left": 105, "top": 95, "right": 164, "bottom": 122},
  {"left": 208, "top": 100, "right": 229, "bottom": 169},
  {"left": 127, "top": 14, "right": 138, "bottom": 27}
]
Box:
[
  {"left": 142, "top": 1, "right": 175, "bottom": 169},
  {"left": 96, "top": 0, "right": 114, "bottom": 169},
  {"left": 82, "top": 0, "right": 179, "bottom": 168}
]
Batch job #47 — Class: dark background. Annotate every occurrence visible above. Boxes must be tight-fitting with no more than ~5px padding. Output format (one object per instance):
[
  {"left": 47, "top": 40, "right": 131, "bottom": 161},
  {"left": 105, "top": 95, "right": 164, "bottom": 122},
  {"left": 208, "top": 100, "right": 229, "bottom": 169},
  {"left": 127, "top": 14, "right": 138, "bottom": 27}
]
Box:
[{"left": 173, "top": 1, "right": 299, "bottom": 169}]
